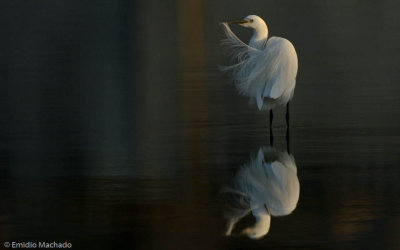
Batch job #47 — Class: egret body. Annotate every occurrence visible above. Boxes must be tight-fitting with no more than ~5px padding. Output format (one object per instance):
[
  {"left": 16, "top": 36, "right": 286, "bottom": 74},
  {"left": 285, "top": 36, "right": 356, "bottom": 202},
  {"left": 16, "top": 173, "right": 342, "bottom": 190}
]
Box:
[{"left": 220, "top": 15, "right": 298, "bottom": 127}]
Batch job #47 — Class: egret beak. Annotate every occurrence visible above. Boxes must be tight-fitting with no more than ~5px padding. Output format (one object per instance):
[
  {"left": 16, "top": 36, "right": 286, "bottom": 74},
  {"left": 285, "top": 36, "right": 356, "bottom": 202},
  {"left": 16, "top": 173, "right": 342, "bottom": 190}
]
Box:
[{"left": 226, "top": 19, "right": 251, "bottom": 25}]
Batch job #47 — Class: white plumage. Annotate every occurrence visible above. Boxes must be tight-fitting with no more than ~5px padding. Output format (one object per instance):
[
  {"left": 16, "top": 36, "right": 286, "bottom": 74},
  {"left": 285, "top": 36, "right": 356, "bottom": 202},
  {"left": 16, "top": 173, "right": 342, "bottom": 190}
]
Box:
[
  {"left": 222, "top": 147, "right": 300, "bottom": 239},
  {"left": 220, "top": 15, "right": 298, "bottom": 111}
]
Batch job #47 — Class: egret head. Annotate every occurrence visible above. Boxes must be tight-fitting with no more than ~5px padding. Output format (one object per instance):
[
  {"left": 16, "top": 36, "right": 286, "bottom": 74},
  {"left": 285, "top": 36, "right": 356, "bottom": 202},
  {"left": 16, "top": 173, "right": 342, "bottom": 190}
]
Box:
[
  {"left": 227, "top": 15, "right": 267, "bottom": 30},
  {"left": 241, "top": 212, "right": 271, "bottom": 239}
]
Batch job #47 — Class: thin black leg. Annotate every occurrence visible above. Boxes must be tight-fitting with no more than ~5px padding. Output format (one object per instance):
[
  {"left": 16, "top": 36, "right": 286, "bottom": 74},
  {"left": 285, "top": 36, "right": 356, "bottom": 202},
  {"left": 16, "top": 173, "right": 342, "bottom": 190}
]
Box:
[
  {"left": 269, "top": 109, "right": 273, "bottom": 146},
  {"left": 286, "top": 102, "right": 289, "bottom": 128},
  {"left": 286, "top": 124, "right": 290, "bottom": 154},
  {"left": 269, "top": 109, "right": 273, "bottom": 128},
  {"left": 286, "top": 103, "right": 290, "bottom": 153},
  {"left": 270, "top": 128, "right": 274, "bottom": 146}
]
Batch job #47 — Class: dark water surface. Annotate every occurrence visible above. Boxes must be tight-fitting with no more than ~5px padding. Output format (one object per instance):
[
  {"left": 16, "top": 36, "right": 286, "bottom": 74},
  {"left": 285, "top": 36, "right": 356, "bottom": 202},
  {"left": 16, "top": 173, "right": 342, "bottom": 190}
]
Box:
[{"left": 1, "top": 1, "right": 400, "bottom": 249}]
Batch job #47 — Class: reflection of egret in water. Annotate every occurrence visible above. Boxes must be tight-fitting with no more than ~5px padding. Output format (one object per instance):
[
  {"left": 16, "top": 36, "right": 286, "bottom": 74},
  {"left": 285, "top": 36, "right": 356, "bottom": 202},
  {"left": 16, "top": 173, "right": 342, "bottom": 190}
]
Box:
[{"left": 222, "top": 146, "right": 299, "bottom": 239}]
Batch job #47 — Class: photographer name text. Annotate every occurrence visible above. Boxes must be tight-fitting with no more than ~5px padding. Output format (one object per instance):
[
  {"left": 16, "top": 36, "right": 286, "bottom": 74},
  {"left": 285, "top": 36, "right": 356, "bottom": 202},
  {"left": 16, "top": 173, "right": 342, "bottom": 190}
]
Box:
[{"left": 4, "top": 241, "right": 72, "bottom": 249}]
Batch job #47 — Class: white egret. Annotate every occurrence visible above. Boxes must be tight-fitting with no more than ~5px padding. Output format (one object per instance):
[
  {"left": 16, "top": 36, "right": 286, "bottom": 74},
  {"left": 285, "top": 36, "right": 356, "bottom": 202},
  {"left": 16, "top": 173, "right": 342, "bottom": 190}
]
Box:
[
  {"left": 220, "top": 15, "right": 298, "bottom": 127},
  {"left": 222, "top": 147, "right": 300, "bottom": 239}
]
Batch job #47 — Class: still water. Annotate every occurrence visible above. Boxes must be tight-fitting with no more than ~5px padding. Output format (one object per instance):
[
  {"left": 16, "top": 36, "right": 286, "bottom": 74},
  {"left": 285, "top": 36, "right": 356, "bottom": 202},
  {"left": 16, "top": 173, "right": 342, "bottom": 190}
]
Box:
[{"left": 0, "top": 0, "right": 400, "bottom": 249}]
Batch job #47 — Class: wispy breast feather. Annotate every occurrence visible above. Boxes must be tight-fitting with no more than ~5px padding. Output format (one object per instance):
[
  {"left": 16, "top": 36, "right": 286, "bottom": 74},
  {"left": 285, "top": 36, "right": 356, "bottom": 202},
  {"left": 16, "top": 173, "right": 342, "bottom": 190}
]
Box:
[
  {"left": 220, "top": 22, "right": 259, "bottom": 62},
  {"left": 220, "top": 23, "right": 264, "bottom": 96}
]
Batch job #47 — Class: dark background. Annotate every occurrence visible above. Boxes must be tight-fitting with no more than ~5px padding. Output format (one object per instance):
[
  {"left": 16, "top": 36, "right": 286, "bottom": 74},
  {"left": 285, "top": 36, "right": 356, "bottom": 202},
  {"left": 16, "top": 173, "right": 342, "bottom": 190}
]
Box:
[{"left": 0, "top": 0, "right": 399, "bottom": 249}]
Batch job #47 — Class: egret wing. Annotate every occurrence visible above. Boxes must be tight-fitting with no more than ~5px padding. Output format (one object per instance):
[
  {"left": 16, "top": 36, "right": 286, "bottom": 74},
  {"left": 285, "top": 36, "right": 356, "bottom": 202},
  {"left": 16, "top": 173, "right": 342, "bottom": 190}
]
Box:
[
  {"left": 266, "top": 160, "right": 300, "bottom": 215},
  {"left": 259, "top": 37, "right": 298, "bottom": 99}
]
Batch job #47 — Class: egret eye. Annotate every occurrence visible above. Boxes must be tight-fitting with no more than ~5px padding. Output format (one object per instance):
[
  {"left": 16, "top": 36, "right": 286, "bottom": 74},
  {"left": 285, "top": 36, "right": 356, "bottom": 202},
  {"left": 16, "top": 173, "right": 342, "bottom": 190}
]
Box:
[{"left": 250, "top": 19, "right": 254, "bottom": 23}]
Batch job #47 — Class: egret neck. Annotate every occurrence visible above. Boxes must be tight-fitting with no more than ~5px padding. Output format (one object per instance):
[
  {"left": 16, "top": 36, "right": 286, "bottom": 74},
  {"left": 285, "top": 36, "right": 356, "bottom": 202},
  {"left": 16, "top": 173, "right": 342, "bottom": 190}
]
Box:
[{"left": 249, "top": 22, "right": 269, "bottom": 50}]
